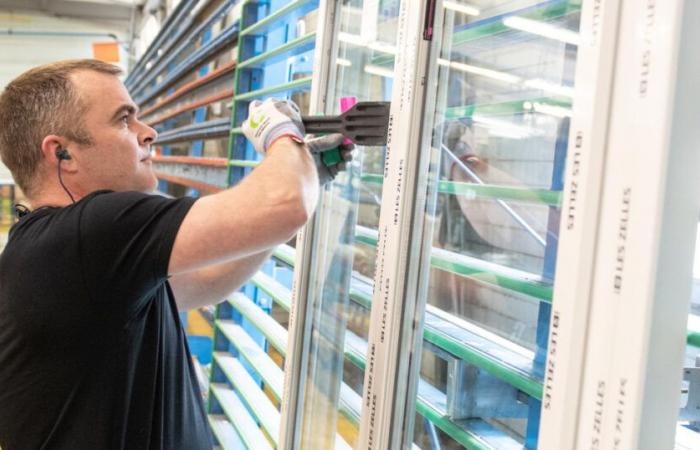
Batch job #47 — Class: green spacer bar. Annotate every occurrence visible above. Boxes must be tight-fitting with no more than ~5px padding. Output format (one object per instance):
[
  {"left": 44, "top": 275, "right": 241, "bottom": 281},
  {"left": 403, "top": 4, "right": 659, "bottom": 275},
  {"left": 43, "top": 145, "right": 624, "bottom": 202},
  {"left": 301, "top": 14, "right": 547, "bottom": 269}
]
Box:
[
  {"left": 212, "top": 355, "right": 280, "bottom": 444},
  {"left": 437, "top": 180, "right": 562, "bottom": 206},
  {"left": 234, "top": 76, "right": 312, "bottom": 102},
  {"left": 237, "top": 32, "right": 316, "bottom": 70},
  {"left": 430, "top": 253, "right": 553, "bottom": 302},
  {"left": 354, "top": 225, "right": 553, "bottom": 302},
  {"left": 349, "top": 289, "right": 372, "bottom": 309},
  {"left": 415, "top": 401, "right": 493, "bottom": 450},
  {"left": 452, "top": 0, "right": 581, "bottom": 45},
  {"left": 343, "top": 334, "right": 368, "bottom": 371},
  {"left": 688, "top": 331, "right": 700, "bottom": 348},
  {"left": 348, "top": 285, "right": 543, "bottom": 399},
  {"left": 272, "top": 244, "right": 296, "bottom": 266},
  {"left": 250, "top": 272, "right": 291, "bottom": 311},
  {"left": 360, "top": 173, "right": 561, "bottom": 206},
  {"left": 208, "top": 414, "right": 245, "bottom": 449},
  {"left": 228, "top": 293, "right": 287, "bottom": 355},
  {"left": 445, "top": 97, "right": 572, "bottom": 120},
  {"left": 240, "top": 0, "right": 316, "bottom": 37},
  {"left": 214, "top": 324, "right": 284, "bottom": 399},
  {"left": 423, "top": 326, "right": 543, "bottom": 400}
]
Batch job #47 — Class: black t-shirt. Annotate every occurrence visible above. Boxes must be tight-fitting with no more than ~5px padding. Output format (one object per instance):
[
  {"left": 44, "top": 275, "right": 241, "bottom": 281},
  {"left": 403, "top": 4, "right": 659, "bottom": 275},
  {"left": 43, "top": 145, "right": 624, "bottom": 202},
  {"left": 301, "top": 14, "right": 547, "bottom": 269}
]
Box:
[{"left": 0, "top": 190, "right": 213, "bottom": 450}]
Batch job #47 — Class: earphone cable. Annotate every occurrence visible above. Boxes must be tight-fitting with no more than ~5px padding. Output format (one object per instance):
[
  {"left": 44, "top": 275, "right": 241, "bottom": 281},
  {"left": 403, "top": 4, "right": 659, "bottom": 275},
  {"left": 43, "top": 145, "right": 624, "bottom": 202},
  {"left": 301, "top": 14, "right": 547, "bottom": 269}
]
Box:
[{"left": 57, "top": 159, "right": 75, "bottom": 204}]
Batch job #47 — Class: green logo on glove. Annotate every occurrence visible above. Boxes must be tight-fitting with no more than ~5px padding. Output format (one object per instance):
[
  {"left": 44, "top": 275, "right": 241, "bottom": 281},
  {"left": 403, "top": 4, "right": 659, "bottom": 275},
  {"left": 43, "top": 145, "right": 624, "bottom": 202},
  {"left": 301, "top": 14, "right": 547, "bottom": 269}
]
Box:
[{"left": 249, "top": 113, "right": 266, "bottom": 129}]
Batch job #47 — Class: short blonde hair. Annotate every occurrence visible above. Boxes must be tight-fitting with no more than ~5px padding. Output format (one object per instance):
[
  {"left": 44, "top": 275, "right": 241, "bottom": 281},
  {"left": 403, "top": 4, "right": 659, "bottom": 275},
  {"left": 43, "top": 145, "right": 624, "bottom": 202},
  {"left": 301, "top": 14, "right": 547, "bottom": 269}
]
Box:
[{"left": 0, "top": 59, "right": 123, "bottom": 196}]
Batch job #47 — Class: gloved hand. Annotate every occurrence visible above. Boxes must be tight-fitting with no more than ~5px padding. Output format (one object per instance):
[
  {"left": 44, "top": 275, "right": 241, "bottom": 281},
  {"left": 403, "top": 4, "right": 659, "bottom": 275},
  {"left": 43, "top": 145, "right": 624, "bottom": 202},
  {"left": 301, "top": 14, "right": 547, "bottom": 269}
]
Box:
[
  {"left": 242, "top": 98, "right": 305, "bottom": 154},
  {"left": 306, "top": 134, "right": 355, "bottom": 185}
]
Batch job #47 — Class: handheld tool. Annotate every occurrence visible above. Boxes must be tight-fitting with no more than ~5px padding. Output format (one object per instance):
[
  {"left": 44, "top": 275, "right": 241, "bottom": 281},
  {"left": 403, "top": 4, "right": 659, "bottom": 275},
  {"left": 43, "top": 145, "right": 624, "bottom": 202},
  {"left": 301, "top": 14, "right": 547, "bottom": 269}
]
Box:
[{"left": 302, "top": 101, "right": 391, "bottom": 165}]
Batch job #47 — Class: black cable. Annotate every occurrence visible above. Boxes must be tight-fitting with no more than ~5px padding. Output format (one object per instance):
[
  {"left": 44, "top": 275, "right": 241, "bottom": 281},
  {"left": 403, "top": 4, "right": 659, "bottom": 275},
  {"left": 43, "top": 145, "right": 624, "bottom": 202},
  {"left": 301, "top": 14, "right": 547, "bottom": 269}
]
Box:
[
  {"left": 14, "top": 204, "right": 30, "bottom": 218},
  {"left": 57, "top": 158, "right": 75, "bottom": 204}
]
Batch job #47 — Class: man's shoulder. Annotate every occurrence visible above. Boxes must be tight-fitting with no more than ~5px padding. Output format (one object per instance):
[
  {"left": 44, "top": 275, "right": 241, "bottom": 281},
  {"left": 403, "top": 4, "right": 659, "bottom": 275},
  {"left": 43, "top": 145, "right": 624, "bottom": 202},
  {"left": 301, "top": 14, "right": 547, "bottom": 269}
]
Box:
[
  {"left": 80, "top": 189, "right": 159, "bottom": 205},
  {"left": 78, "top": 190, "right": 188, "bottom": 216},
  {"left": 77, "top": 190, "right": 196, "bottom": 242}
]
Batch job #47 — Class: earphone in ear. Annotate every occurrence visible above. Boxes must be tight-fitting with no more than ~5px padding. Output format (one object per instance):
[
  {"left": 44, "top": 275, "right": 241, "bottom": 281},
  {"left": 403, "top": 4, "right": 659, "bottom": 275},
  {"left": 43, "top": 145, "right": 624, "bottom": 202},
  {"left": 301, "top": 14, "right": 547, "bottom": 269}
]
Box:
[
  {"left": 55, "top": 147, "right": 75, "bottom": 204},
  {"left": 55, "top": 148, "right": 72, "bottom": 160}
]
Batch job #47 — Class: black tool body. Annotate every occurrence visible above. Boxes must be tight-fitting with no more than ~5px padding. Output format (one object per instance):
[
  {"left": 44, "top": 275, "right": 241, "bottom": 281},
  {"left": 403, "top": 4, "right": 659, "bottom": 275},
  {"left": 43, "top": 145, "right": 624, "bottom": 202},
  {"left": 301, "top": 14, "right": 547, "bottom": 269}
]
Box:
[{"left": 302, "top": 101, "right": 390, "bottom": 146}]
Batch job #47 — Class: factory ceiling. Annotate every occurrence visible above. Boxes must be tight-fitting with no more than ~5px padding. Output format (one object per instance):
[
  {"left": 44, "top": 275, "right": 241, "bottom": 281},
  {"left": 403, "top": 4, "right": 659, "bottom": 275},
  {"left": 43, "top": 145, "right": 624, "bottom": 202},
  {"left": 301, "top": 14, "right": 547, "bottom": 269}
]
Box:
[{"left": 0, "top": 0, "right": 137, "bottom": 24}]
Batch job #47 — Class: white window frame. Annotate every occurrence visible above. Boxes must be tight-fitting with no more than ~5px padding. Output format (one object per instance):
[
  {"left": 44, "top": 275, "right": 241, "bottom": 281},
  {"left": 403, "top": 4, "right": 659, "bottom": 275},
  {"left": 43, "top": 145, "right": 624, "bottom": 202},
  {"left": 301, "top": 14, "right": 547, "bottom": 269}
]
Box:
[{"left": 576, "top": 0, "right": 700, "bottom": 448}]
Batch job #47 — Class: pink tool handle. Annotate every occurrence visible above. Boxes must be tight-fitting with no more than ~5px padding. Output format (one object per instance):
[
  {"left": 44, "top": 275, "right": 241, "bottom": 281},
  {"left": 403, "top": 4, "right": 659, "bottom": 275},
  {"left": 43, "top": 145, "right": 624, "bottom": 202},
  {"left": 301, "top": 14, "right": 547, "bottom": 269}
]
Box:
[{"left": 339, "top": 96, "right": 357, "bottom": 145}]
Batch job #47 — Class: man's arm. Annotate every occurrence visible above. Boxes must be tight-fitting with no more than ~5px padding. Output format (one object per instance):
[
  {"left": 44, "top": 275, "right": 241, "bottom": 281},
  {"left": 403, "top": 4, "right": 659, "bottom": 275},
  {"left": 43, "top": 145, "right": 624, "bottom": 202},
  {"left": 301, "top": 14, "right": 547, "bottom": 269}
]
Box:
[
  {"left": 169, "top": 249, "right": 273, "bottom": 310},
  {"left": 167, "top": 100, "right": 353, "bottom": 307},
  {"left": 168, "top": 137, "right": 316, "bottom": 276}
]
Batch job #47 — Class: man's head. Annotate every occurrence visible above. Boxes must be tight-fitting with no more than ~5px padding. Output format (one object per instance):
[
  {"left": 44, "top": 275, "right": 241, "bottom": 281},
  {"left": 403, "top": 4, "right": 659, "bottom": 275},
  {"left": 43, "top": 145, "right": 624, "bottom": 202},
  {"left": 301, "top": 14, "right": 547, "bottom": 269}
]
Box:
[{"left": 0, "top": 59, "right": 158, "bottom": 203}]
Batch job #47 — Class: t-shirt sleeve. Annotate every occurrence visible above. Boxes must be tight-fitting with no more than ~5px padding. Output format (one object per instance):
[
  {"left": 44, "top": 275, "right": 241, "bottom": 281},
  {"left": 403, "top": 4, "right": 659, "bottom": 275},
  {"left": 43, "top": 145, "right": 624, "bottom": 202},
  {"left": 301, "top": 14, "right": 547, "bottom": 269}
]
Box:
[{"left": 78, "top": 191, "right": 196, "bottom": 315}]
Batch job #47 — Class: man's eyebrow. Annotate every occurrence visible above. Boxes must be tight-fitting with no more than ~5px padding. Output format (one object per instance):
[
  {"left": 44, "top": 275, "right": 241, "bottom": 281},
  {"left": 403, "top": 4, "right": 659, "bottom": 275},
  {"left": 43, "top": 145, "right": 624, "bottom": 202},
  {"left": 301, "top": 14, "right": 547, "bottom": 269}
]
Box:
[{"left": 111, "top": 104, "right": 139, "bottom": 121}]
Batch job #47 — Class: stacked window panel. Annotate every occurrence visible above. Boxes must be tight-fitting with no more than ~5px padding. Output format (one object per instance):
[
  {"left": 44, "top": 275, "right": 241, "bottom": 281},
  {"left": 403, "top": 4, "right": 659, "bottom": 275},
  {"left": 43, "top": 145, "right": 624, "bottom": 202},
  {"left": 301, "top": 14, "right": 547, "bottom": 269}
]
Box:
[
  {"left": 279, "top": 1, "right": 402, "bottom": 448},
  {"left": 207, "top": 1, "right": 322, "bottom": 449},
  {"left": 407, "top": 1, "right": 581, "bottom": 448}
]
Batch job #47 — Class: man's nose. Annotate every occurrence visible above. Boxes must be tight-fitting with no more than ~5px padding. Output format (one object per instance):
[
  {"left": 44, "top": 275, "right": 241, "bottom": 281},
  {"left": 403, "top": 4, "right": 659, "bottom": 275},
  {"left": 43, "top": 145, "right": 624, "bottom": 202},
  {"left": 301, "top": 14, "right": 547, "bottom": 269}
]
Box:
[{"left": 139, "top": 121, "right": 158, "bottom": 146}]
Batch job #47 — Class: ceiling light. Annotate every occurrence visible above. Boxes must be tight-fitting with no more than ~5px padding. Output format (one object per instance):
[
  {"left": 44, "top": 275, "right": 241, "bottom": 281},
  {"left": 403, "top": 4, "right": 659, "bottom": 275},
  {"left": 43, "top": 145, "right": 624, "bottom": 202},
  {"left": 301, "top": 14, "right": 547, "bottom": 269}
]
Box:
[
  {"left": 503, "top": 16, "right": 580, "bottom": 46},
  {"left": 472, "top": 115, "right": 535, "bottom": 139},
  {"left": 364, "top": 64, "right": 394, "bottom": 79},
  {"left": 437, "top": 58, "right": 522, "bottom": 84},
  {"left": 338, "top": 32, "right": 397, "bottom": 55},
  {"left": 532, "top": 102, "right": 573, "bottom": 118},
  {"left": 524, "top": 78, "right": 575, "bottom": 97}
]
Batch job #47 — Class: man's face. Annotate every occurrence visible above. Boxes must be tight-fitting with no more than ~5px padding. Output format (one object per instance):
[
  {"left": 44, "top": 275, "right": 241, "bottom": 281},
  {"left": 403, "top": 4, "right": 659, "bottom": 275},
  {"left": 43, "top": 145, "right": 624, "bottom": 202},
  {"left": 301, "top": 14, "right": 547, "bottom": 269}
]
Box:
[{"left": 68, "top": 70, "right": 158, "bottom": 193}]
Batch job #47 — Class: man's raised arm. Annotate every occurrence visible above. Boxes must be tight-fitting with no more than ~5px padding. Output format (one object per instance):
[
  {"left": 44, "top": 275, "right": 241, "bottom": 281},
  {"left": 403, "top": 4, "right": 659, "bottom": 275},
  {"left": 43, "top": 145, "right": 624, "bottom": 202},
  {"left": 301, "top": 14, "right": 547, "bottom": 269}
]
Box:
[
  {"left": 168, "top": 99, "right": 317, "bottom": 276},
  {"left": 166, "top": 100, "right": 353, "bottom": 310}
]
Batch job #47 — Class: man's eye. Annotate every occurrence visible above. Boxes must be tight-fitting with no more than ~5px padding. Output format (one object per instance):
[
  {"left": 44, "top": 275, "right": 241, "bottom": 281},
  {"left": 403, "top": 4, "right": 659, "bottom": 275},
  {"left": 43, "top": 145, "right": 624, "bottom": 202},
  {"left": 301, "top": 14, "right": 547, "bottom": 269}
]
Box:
[{"left": 121, "top": 115, "right": 129, "bottom": 124}]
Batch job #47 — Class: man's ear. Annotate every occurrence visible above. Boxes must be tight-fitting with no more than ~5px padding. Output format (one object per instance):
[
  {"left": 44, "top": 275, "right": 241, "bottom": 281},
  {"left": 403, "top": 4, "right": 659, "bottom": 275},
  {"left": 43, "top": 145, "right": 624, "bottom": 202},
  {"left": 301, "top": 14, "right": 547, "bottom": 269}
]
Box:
[{"left": 41, "top": 135, "right": 77, "bottom": 172}]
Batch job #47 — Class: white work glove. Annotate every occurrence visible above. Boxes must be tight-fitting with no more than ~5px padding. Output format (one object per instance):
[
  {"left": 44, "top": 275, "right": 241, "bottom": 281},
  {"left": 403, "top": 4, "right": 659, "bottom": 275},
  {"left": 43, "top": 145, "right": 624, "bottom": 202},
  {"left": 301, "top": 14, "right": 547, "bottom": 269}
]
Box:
[
  {"left": 242, "top": 98, "right": 305, "bottom": 154},
  {"left": 306, "top": 133, "right": 355, "bottom": 186}
]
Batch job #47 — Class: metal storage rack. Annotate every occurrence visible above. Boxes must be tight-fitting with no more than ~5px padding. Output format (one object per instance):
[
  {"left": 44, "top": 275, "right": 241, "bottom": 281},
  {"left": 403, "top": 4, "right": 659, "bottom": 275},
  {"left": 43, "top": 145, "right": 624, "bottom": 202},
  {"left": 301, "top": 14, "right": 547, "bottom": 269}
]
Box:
[{"left": 127, "top": 0, "right": 241, "bottom": 197}]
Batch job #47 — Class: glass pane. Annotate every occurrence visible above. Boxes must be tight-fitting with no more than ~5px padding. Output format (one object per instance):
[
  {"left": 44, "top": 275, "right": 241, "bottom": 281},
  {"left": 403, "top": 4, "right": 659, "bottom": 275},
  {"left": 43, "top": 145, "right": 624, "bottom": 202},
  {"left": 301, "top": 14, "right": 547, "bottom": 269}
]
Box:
[
  {"left": 297, "top": 0, "right": 401, "bottom": 448},
  {"left": 675, "top": 221, "right": 700, "bottom": 449},
  {"left": 409, "top": 0, "right": 581, "bottom": 448}
]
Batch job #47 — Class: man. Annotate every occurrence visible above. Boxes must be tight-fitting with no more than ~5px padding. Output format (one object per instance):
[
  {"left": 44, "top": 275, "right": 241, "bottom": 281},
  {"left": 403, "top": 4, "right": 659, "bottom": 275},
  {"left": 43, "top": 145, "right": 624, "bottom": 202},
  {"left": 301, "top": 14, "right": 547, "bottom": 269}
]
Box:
[{"left": 0, "top": 59, "right": 352, "bottom": 449}]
